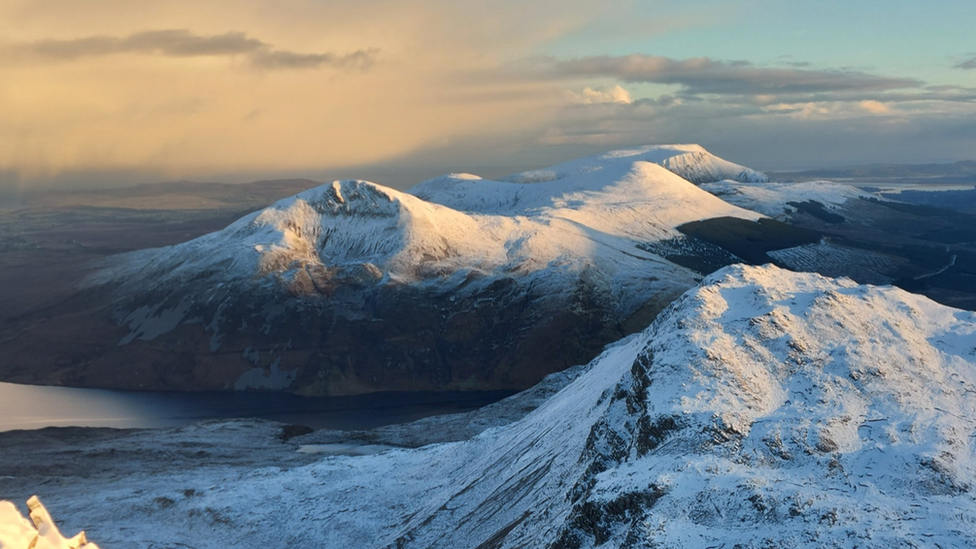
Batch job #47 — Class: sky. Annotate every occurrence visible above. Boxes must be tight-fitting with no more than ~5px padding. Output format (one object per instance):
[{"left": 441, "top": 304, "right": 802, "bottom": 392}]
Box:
[{"left": 1, "top": 0, "right": 975, "bottom": 191}]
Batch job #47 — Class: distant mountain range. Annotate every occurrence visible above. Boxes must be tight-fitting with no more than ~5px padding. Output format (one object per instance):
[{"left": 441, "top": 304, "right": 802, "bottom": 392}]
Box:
[{"left": 769, "top": 160, "right": 976, "bottom": 183}]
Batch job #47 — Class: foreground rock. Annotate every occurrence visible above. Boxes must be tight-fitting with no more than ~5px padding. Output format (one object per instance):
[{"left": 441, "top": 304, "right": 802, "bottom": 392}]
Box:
[
  {"left": 0, "top": 497, "right": 99, "bottom": 549},
  {"left": 5, "top": 265, "right": 975, "bottom": 548}
]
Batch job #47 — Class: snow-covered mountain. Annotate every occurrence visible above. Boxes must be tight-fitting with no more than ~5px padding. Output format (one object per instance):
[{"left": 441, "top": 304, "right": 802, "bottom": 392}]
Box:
[
  {"left": 409, "top": 150, "right": 759, "bottom": 221},
  {"left": 501, "top": 144, "right": 768, "bottom": 185},
  {"left": 109, "top": 161, "right": 756, "bottom": 293},
  {"left": 31, "top": 148, "right": 768, "bottom": 396},
  {"left": 14, "top": 264, "right": 975, "bottom": 548}
]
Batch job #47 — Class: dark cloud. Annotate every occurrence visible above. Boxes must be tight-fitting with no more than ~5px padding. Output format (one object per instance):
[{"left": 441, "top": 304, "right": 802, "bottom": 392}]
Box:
[
  {"left": 695, "top": 88, "right": 976, "bottom": 107},
  {"left": 250, "top": 48, "right": 376, "bottom": 70},
  {"left": 956, "top": 57, "right": 976, "bottom": 70},
  {"left": 533, "top": 54, "right": 922, "bottom": 95},
  {"left": 16, "top": 29, "right": 376, "bottom": 70}
]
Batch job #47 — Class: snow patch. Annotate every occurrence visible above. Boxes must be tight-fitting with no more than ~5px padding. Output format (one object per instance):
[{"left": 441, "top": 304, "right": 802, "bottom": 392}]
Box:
[{"left": 234, "top": 357, "right": 295, "bottom": 390}]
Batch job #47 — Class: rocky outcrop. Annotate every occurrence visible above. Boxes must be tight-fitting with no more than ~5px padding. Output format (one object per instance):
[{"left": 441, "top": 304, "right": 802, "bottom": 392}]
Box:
[{"left": 0, "top": 497, "right": 99, "bottom": 549}]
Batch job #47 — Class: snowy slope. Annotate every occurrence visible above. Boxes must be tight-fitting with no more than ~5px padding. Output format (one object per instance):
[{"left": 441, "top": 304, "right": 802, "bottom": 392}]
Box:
[
  {"left": 502, "top": 144, "right": 768, "bottom": 185},
  {"left": 108, "top": 161, "right": 760, "bottom": 289},
  {"left": 409, "top": 160, "right": 758, "bottom": 235},
  {"left": 565, "top": 264, "right": 976, "bottom": 548},
  {"left": 102, "top": 179, "right": 517, "bottom": 289},
  {"left": 701, "top": 179, "right": 877, "bottom": 220},
  {"left": 100, "top": 162, "right": 760, "bottom": 334},
  {"left": 21, "top": 265, "right": 976, "bottom": 548}
]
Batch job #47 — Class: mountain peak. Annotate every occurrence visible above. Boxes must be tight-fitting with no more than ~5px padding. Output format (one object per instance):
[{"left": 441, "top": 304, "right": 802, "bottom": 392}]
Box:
[{"left": 501, "top": 144, "right": 767, "bottom": 185}]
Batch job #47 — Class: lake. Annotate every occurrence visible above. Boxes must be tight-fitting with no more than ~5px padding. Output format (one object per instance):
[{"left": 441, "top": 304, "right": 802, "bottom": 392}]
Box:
[{"left": 0, "top": 381, "right": 515, "bottom": 432}]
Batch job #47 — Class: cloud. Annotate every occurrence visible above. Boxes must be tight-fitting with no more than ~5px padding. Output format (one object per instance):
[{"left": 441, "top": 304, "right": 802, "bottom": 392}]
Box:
[
  {"left": 532, "top": 54, "right": 922, "bottom": 95},
  {"left": 859, "top": 100, "right": 890, "bottom": 114},
  {"left": 566, "top": 85, "right": 632, "bottom": 105},
  {"left": 12, "top": 29, "right": 376, "bottom": 70},
  {"left": 249, "top": 48, "right": 376, "bottom": 70},
  {"left": 1, "top": 0, "right": 974, "bottom": 191},
  {"left": 956, "top": 56, "right": 976, "bottom": 70}
]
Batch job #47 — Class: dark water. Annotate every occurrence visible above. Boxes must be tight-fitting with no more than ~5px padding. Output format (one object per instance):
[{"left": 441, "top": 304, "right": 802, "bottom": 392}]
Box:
[{"left": 0, "top": 381, "right": 515, "bottom": 432}]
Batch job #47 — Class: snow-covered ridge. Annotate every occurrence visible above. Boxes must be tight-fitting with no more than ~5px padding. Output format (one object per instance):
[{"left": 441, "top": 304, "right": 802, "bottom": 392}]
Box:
[
  {"left": 100, "top": 144, "right": 771, "bottom": 293},
  {"left": 105, "top": 179, "right": 504, "bottom": 287},
  {"left": 105, "top": 160, "right": 760, "bottom": 291},
  {"left": 566, "top": 264, "right": 976, "bottom": 547},
  {"left": 502, "top": 144, "right": 768, "bottom": 185},
  {"left": 409, "top": 160, "right": 759, "bottom": 230}
]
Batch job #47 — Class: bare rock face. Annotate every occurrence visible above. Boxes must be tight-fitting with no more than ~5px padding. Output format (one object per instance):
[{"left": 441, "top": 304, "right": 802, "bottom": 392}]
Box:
[{"left": 26, "top": 268, "right": 641, "bottom": 396}]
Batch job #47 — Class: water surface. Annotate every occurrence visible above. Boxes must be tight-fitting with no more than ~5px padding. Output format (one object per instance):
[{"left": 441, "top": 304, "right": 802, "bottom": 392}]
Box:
[{"left": 0, "top": 381, "right": 515, "bottom": 432}]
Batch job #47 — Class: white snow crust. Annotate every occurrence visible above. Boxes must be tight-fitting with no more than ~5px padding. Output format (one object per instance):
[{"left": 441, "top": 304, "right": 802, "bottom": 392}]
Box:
[{"left": 585, "top": 264, "right": 976, "bottom": 547}]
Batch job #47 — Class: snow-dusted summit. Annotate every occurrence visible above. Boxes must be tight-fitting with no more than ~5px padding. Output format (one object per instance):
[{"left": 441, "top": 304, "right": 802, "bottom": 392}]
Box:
[
  {"left": 503, "top": 144, "right": 768, "bottom": 185},
  {"left": 114, "top": 161, "right": 756, "bottom": 292}
]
